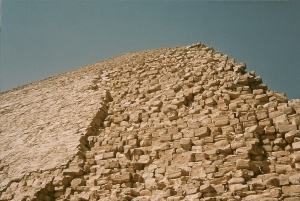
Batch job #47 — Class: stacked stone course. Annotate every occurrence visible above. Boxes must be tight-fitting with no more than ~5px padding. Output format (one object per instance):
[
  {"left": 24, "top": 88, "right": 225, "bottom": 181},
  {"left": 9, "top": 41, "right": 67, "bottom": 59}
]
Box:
[{"left": 1, "top": 43, "right": 300, "bottom": 200}]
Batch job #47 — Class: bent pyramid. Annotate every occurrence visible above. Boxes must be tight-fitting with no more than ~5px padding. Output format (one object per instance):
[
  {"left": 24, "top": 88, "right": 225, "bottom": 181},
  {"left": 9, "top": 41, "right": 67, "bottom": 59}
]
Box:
[{"left": 1, "top": 43, "right": 300, "bottom": 201}]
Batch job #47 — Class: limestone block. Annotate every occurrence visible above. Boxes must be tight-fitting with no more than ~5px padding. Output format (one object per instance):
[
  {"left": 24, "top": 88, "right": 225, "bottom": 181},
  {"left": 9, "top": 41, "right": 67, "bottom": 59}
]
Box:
[
  {"left": 129, "top": 113, "right": 141, "bottom": 123},
  {"left": 281, "top": 107, "right": 295, "bottom": 115},
  {"left": 172, "top": 152, "right": 194, "bottom": 167},
  {"left": 71, "top": 178, "right": 85, "bottom": 187},
  {"left": 249, "top": 179, "right": 265, "bottom": 190},
  {"left": 282, "top": 185, "right": 300, "bottom": 195},
  {"left": 112, "top": 172, "right": 132, "bottom": 184},
  {"left": 283, "top": 197, "right": 300, "bottom": 201},
  {"left": 229, "top": 184, "right": 248, "bottom": 192},
  {"left": 278, "top": 174, "right": 290, "bottom": 186},
  {"left": 244, "top": 195, "right": 277, "bottom": 201},
  {"left": 199, "top": 184, "right": 215, "bottom": 193},
  {"left": 182, "top": 129, "right": 194, "bottom": 138},
  {"left": 278, "top": 124, "right": 297, "bottom": 134},
  {"left": 264, "top": 126, "right": 276, "bottom": 135},
  {"left": 247, "top": 143, "right": 264, "bottom": 155},
  {"left": 63, "top": 167, "right": 84, "bottom": 176},
  {"left": 273, "top": 114, "right": 289, "bottom": 126},
  {"left": 256, "top": 111, "right": 268, "bottom": 120},
  {"left": 213, "top": 184, "right": 225, "bottom": 194},
  {"left": 160, "top": 134, "right": 173, "bottom": 142},
  {"left": 253, "top": 89, "right": 264, "bottom": 95},
  {"left": 273, "top": 92, "right": 288, "bottom": 103},
  {"left": 205, "top": 97, "right": 216, "bottom": 106},
  {"left": 214, "top": 118, "right": 229, "bottom": 127},
  {"left": 138, "top": 155, "right": 152, "bottom": 165},
  {"left": 140, "top": 138, "right": 152, "bottom": 147},
  {"left": 292, "top": 141, "right": 300, "bottom": 151},
  {"left": 259, "top": 118, "right": 273, "bottom": 127},
  {"left": 269, "top": 188, "right": 282, "bottom": 198},
  {"left": 228, "top": 178, "right": 245, "bottom": 185},
  {"left": 191, "top": 163, "right": 206, "bottom": 180},
  {"left": 180, "top": 138, "right": 192, "bottom": 150},
  {"left": 269, "top": 111, "right": 284, "bottom": 119},
  {"left": 53, "top": 176, "right": 69, "bottom": 186},
  {"left": 144, "top": 178, "right": 156, "bottom": 190},
  {"left": 194, "top": 153, "right": 206, "bottom": 161},
  {"left": 285, "top": 130, "right": 300, "bottom": 143},
  {"left": 271, "top": 151, "right": 289, "bottom": 157},
  {"left": 103, "top": 152, "right": 115, "bottom": 159},
  {"left": 205, "top": 164, "right": 217, "bottom": 174},
  {"left": 275, "top": 165, "right": 292, "bottom": 174},
  {"left": 194, "top": 127, "right": 210, "bottom": 138},
  {"left": 255, "top": 94, "right": 269, "bottom": 102},
  {"left": 245, "top": 125, "right": 264, "bottom": 135},
  {"left": 236, "top": 159, "right": 250, "bottom": 170},
  {"left": 291, "top": 151, "right": 300, "bottom": 162},
  {"left": 113, "top": 116, "right": 124, "bottom": 124},
  {"left": 288, "top": 173, "right": 300, "bottom": 185},
  {"left": 274, "top": 138, "right": 287, "bottom": 147},
  {"left": 188, "top": 122, "right": 200, "bottom": 129},
  {"left": 243, "top": 120, "right": 258, "bottom": 128},
  {"left": 171, "top": 132, "right": 183, "bottom": 140}
]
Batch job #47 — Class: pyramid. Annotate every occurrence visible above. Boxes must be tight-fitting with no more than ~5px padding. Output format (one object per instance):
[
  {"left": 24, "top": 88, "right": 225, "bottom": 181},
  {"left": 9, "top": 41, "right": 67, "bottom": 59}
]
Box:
[{"left": 1, "top": 43, "right": 300, "bottom": 201}]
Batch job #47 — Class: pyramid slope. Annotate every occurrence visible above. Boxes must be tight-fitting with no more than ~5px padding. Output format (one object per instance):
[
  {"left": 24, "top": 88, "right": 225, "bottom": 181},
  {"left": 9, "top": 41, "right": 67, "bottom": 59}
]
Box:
[
  {"left": 1, "top": 43, "right": 300, "bottom": 201},
  {"left": 0, "top": 67, "right": 111, "bottom": 192}
]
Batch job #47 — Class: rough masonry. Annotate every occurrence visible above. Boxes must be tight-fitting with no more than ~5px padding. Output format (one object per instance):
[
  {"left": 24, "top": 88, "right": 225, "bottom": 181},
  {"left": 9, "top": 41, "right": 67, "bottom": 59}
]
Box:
[{"left": 0, "top": 43, "right": 300, "bottom": 201}]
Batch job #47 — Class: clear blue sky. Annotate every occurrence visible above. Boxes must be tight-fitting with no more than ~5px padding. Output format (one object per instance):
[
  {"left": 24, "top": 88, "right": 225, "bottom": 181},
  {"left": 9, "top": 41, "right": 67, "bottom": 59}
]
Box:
[{"left": 1, "top": 1, "right": 300, "bottom": 99}]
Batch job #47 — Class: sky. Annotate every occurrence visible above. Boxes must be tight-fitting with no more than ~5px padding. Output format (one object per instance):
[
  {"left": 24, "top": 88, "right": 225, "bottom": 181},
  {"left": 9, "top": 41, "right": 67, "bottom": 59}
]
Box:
[{"left": 1, "top": 1, "right": 300, "bottom": 99}]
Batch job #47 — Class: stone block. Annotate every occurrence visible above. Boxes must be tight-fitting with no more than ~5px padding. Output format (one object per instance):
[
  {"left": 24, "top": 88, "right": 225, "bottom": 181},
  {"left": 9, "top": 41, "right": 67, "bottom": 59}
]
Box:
[
  {"left": 103, "top": 152, "right": 115, "bottom": 159},
  {"left": 188, "top": 122, "right": 200, "bottom": 129},
  {"left": 278, "top": 124, "right": 297, "bottom": 134},
  {"left": 229, "top": 184, "right": 248, "bottom": 192},
  {"left": 288, "top": 173, "right": 300, "bottom": 185},
  {"left": 269, "top": 111, "right": 284, "bottom": 119},
  {"left": 63, "top": 167, "right": 84, "bottom": 176},
  {"left": 160, "top": 134, "right": 173, "bottom": 142},
  {"left": 112, "top": 172, "right": 132, "bottom": 184},
  {"left": 255, "top": 94, "right": 269, "bottom": 102},
  {"left": 265, "top": 177, "right": 280, "bottom": 187},
  {"left": 71, "top": 178, "right": 85, "bottom": 187},
  {"left": 228, "top": 177, "right": 245, "bottom": 185},
  {"left": 168, "top": 127, "right": 180, "bottom": 135},
  {"left": 194, "top": 127, "right": 210, "bottom": 138},
  {"left": 245, "top": 125, "right": 264, "bottom": 135},
  {"left": 275, "top": 165, "right": 292, "bottom": 174},
  {"left": 249, "top": 180, "right": 265, "bottom": 190},
  {"left": 285, "top": 130, "right": 299, "bottom": 143},
  {"left": 199, "top": 184, "right": 215, "bottom": 193},
  {"left": 180, "top": 138, "right": 192, "bottom": 150},
  {"left": 259, "top": 118, "right": 273, "bottom": 127},
  {"left": 274, "top": 138, "right": 287, "bottom": 147},
  {"left": 264, "top": 126, "right": 276, "bottom": 135},
  {"left": 282, "top": 185, "right": 300, "bottom": 195},
  {"left": 145, "top": 178, "right": 157, "bottom": 190},
  {"left": 231, "top": 141, "right": 245, "bottom": 150},
  {"left": 205, "top": 164, "right": 217, "bottom": 174},
  {"left": 256, "top": 111, "right": 268, "bottom": 120},
  {"left": 292, "top": 141, "right": 300, "bottom": 151},
  {"left": 291, "top": 151, "right": 300, "bottom": 162},
  {"left": 236, "top": 159, "right": 250, "bottom": 170},
  {"left": 205, "top": 97, "right": 216, "bottom": 106},
  {"left": 191, "top": 163, "right": 206, "bottom": 180},
  {"left": 214, "top": 118, "right": 229, "bottom": 127}
]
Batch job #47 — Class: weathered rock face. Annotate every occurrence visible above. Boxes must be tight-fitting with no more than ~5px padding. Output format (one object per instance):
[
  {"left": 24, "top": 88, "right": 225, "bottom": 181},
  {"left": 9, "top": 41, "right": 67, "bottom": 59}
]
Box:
[{"left": 1, "top": 43, "right": 300, "bottom": 201}]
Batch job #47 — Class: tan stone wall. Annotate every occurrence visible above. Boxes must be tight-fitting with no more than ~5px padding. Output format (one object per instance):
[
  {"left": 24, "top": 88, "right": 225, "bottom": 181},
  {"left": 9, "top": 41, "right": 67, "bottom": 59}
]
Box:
[{"left": 1, "top": 43, "right": 300, "bottom": 200}]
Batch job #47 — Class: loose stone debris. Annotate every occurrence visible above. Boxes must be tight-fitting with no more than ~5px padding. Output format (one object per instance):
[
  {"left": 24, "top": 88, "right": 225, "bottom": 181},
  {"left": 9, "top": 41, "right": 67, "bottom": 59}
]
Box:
[{"left": 1, "top": 43, "right": 300, "bottom": 201}]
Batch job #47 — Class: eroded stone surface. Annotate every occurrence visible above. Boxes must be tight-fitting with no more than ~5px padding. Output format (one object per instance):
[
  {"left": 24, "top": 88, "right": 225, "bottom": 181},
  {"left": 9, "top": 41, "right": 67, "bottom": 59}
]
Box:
[{"left": 1, "top": 43, "right": 300, "bottom": 200}]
